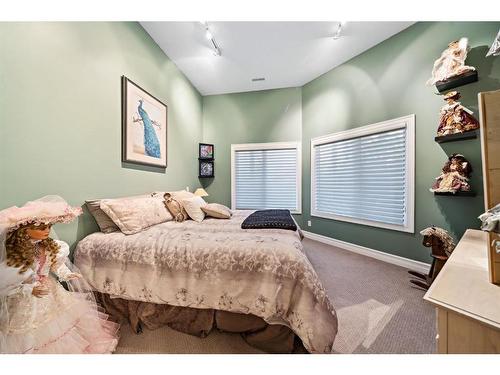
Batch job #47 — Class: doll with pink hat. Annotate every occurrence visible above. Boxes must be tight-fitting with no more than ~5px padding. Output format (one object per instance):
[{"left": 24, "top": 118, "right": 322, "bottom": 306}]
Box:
[{"left": 0, "top": 196, "right": 119, "bottom": 353}]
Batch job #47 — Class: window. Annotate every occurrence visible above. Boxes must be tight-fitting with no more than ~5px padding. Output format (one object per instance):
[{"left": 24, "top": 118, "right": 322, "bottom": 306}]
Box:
[
  {"left": 311, "top": 115, "right": 415, "bottom": 233},
  {"left": 231, "top": 142, "right": 301, "bottom": 213}
]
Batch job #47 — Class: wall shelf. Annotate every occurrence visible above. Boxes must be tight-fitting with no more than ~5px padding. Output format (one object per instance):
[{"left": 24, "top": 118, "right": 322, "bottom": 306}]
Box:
[
  {"left": 434, "top": 191, "right": 476, "bottom": 197},
  {"left": 434, "top": 130, "right": 478, "bottom": 143},
  {"left": 435, "top": 70, "right": 478, "bottom": 93}
]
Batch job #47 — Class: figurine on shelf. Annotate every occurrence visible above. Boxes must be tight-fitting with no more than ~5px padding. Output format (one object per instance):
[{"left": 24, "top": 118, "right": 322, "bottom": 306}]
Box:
[
  {"left": 426, "top": 37, "right": 476, "bottom": 86},
  {"left": 436, "top": 91, "right": 479, "bottom": 136},
  {"left": 479, "top": 203, "right": 500, "bottom": 232},
  {"left": 0, "top": 196, "right": 119, "bottom": 353},
  {"left": 408, "top": 226, "right": 455, "bottom": 290},
  {"left": 430, "top": 153, "right": 472, "bottom": 194},
  {"left": 486, "top": 29, "right": 500, "bottom": 57}
]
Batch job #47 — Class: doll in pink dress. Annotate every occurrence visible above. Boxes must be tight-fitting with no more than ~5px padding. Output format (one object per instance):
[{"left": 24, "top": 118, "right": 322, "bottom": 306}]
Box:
[{"left": 0, "top": 196, "right": 119, "bottom": 353}]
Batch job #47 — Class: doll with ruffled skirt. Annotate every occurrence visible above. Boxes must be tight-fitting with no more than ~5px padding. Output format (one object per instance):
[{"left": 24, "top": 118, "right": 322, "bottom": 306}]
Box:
[
  {"left": 0, "top": 196, "right": 119, "bottom": 353},
  {"left": 430, "top": 154, "right": 472, "bottom": 194},
  {"left": 436, "top": 91, "right": 479, "bottom": 137}
]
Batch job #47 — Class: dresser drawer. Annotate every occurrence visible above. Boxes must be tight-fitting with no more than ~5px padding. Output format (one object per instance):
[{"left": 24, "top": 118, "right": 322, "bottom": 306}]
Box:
[
  {"left": 446, "top": 311, "right": 500, "bottom": 353},
  {"left": 436, "top": 308, "right": 448, "bottom": 354}
]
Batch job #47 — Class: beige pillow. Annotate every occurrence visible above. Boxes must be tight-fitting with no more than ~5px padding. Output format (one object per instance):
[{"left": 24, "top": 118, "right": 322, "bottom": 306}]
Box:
[
  {"left": 85, "top": 200, "right": 120, "bottom": 233},
  {"left": 181, "top": 196, "right": 207, "bottom": 223},
  {"left": 86, "top": 194, "right": 150, "bottom": 233},
  {"left": 100, "top": 196, "right": 173, "bottom": 234},
  {"left": 201, "top": 203, "right": 232, "bottom": 219}
]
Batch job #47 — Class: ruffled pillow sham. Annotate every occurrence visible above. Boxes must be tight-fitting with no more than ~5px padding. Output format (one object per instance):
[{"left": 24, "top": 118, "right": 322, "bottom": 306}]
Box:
[
  {"left": 86, "top": 194, "right": 151, "bottom": 233},
  {"left": 100, "top": 196, "right": 173, "bottom": 234}
]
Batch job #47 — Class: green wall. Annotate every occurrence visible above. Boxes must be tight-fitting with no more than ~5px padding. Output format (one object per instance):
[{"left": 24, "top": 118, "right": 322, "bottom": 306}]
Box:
[
  {"left": 202, "top": 87, "right": 302, "bottom": 208},
  {"left": 302, "top": 21, "right": 500, "bottom": 262},
  {"left": 204, "top": 22, "right": 500, "bottom": 263},
  {"left": 1, "top": 22, "right": 499, "bottom": 263},
  {"left": 0, "top": 22, "right": 203, "bottom": 248}
]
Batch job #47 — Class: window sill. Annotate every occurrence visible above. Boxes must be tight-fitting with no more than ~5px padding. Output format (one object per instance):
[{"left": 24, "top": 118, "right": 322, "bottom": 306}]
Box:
[{"left": 311, "top": 211, "right": 414, "bottom": 234}]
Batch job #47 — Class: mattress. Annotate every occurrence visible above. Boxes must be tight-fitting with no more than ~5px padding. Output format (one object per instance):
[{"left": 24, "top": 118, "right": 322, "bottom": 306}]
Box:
[{"left": 74, "top": 210, "right": 338, "bottom": 353}]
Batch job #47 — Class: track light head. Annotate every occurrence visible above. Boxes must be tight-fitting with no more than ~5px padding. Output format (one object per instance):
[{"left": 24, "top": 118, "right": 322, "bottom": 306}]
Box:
[
  {"left": 201, "top": 22, "right": 222, "bottom": 57},
  {"left": 333, "top": 21, "right": 347, "bottom": 40}
]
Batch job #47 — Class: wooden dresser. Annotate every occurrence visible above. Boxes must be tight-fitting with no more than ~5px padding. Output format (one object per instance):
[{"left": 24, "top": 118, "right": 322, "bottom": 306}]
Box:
[
  {"left": 479, "top": 89, "right": 500, "bottom": 209},
  {"left": 479, "top": 89, "right": 500, "bottom": 284},
  {"left": 424, "top": 229, "right": 500, "bottom": 353}
]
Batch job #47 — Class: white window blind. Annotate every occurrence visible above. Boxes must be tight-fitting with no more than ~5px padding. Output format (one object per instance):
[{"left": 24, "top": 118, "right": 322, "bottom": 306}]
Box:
[
  {"left": 231, "top": 142, "right": 301, "bottom": 213},
  {"left": 311, "top": 115, "right": 415, "bottom": 233}
]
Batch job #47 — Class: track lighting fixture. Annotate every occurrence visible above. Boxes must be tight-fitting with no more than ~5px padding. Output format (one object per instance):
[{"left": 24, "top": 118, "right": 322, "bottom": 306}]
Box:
[
  {"left": 203, "top": 22, "right": 221, "bottom": 56},
  {"left": 333, "top": 21, "right": 346, "bottom": 40}
]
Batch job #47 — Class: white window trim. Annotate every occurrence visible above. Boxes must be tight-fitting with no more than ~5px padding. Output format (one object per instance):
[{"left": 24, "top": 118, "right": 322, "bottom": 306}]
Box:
[
  {"left": 310, "top": 114, "right": 415, "bottom": 233},
  {"left": 231, "top": 141, "right": 302, "bottom": 214}
]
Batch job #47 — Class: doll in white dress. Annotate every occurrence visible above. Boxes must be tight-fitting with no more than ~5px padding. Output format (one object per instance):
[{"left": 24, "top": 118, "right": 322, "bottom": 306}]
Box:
[
  {"left": 0, "top": 196, "right": 119, "bottom": 353},
  {"left": 427, "top": 37, "right": 476, "bottom": 86}
]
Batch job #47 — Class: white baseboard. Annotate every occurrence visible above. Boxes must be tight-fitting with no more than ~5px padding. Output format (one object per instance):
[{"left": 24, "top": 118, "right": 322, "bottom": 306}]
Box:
[{"left": 302, "top": 230, "right": 431, "bottom": 274}]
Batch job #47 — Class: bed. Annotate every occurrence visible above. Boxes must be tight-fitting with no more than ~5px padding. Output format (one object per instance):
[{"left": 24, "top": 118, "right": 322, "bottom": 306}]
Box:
[{"left": 73, "top": 210, "right": 338, "bottom": 353}]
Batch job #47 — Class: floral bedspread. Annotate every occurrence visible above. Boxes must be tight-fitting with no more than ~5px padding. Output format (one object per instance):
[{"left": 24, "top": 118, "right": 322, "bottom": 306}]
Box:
[{"left": 73, "top": 210, "right": 338, "bottom": 353}]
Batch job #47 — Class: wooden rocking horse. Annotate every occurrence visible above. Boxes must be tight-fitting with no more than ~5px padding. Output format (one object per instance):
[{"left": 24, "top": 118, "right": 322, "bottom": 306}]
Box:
[{"left": 408, "top": 226, "right": 455, "bottom": 290}]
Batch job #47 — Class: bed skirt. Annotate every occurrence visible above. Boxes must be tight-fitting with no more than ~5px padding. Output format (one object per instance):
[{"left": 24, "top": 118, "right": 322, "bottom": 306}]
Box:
[{"left": 96, "top": 293, "right": 306, "bottom": 353}]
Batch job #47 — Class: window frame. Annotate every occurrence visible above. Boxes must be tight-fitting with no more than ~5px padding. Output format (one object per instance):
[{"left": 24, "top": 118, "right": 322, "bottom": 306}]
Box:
[
  {"left": 231, "top": 141, "right": 302, "bottom": 214},
  {"left": 310, "top": 114, "right": 415, "bottom": 233}
]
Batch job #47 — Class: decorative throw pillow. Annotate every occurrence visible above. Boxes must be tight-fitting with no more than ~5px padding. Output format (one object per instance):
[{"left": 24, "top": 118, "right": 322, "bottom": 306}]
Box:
[
  {"left": 201, "top": 203, "right": 232, "bottom": 219},
  {"left": 163, "top": 193, "right": 188, "bottom": 222},
  {"left": 100, "top": 196, "right": 173, "bottom": 235},
  {"left": 181, "top": 196, "right": 207, "bottom": 223},
  {"left": 152, "top": 190, "right": 196, "bottom": 201},
  {"left": 85, "top": 194, "right": 151, "bottom": 233}
]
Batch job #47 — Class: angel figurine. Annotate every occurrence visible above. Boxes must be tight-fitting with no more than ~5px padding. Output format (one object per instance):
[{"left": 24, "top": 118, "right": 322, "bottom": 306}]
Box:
[
  {"left": 427, "top": 37, "right": 476, "bottom": 86},
  {"left": 436, "top": 91, "right": 479, "bottom": 136},
  {"left": 0, "top": 196, "right": 119, "bottom": 353},
  {"left": 430, "top": 154, "right": 472, "bottom": 194}
]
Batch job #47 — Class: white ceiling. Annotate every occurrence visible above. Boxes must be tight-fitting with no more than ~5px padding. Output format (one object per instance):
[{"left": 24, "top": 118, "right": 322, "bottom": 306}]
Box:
[{"left": 141, "top": 22, "right": 414, "bottom": 96}]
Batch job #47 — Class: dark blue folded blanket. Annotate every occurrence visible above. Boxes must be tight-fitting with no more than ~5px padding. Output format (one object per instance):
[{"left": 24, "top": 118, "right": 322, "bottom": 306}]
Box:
[{"left": 241, "top": 209, "right": 297, "bottom": 231}]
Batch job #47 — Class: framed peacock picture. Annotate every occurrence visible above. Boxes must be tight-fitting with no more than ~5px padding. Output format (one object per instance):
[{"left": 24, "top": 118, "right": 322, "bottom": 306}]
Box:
[{"left": 122, "top": 76, "right": 168, "bottom": 168}]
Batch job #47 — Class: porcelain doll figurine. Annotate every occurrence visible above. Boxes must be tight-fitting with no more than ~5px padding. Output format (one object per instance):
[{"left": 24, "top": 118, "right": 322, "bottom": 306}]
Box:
[
  {"left": 0, "top": 196, "right": 119, "bottom": 354},
  {"left": 479, "top": 203, "right": 500, "bottom": 232},
  {"left": 436, "top": 91, "right": 479, "bottom": 136},
  {"left": 430, "top": 154, "right": 472, "bottom": 194},
  {"left": 486, "top": 29, "right": 500, "bottom": 57},
  {"left": 427, "top": 37, "right": 476, "bottom": 86}
]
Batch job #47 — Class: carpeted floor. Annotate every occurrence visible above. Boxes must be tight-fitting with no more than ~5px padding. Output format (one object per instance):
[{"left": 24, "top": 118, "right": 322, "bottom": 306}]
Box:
[{"left": 115, "top": 238, "right": 436, "bottom": 354}]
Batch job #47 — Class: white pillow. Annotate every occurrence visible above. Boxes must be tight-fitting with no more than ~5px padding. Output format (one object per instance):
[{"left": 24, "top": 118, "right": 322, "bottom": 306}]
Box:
[
  {"left": 181, "top": 196, "right": 207, "bottom": 223},
  {"left": 100, "top": 196, "right": 173, "bottom": 234}
]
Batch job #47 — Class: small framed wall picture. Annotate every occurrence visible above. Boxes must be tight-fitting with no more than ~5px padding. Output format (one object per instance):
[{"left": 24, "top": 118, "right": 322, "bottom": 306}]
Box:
[
  {"left": 122, "top": 76, "right": 168, "bottom": 168},
  {"left": 199, "top": 160, "right": 214, "bottom": 178},
  {"left": 199, "top": 143, "right": 214, "bottom": 159}
]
